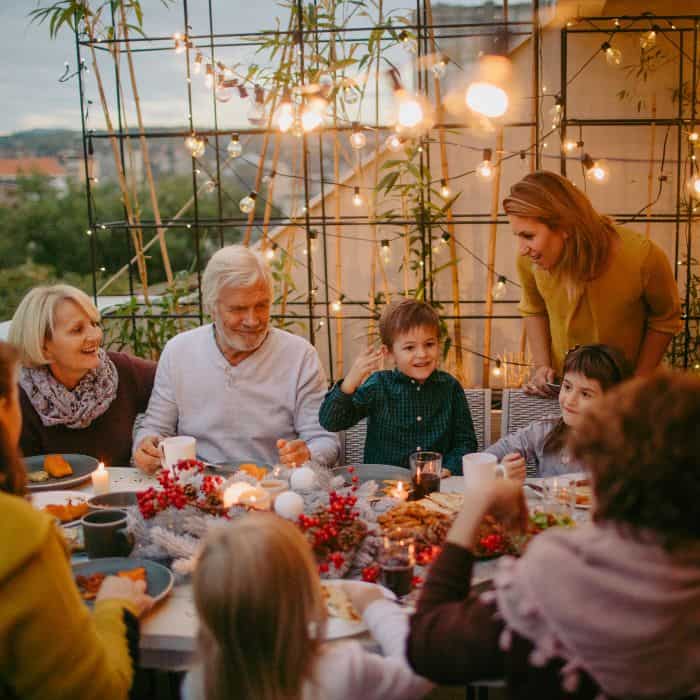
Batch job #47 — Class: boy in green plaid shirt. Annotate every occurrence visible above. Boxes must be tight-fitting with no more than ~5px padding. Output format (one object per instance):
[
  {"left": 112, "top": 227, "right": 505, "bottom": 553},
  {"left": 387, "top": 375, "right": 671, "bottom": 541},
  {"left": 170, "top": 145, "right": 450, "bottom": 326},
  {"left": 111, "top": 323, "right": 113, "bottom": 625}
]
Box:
[{"left": 320, "top": 299, "right": 476, "bottom": 473}]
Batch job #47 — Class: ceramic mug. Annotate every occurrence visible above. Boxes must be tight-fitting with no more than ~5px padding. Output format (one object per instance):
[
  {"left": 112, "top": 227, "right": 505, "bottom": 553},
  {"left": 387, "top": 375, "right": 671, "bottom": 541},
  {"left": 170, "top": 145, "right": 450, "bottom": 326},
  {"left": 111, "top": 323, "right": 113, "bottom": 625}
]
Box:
[
  {"left": 159, "top": 435, "right": 196, "bottom": 470},
  {"left": 462, "top": 452, "right": 506, "bottom": 491},
  {"left": 82, "top": 508, "right": 133, "bottom": 559}
]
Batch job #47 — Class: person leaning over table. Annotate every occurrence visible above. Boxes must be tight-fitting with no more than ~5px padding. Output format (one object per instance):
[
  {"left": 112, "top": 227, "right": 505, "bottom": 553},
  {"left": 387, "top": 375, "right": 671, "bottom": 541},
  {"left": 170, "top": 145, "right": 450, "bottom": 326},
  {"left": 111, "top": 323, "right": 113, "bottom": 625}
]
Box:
[
  {"left": 504, "top": 170, "right": 681, "bottom": 397},
  {"left": 407, "top": 370, "right": 700, "bottom": 700},
  {"left": 0, "top": 340, "right": 153, "bottom": 700},
  {"left": 8, "top": 284, "right": 156, "bottom": 466},
  {"left": 133, "top": 244, "right": 339, "bottom": 474},
  {"left": 319, "top": 298, "right": 476, "bottom": 474}
]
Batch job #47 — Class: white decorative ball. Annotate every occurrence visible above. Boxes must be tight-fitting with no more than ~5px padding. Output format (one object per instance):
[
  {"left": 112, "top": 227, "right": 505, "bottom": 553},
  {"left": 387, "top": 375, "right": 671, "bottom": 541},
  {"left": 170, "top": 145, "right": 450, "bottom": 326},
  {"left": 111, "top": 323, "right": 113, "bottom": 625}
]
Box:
[
  {"left": 289, "top": 466, "right": 316, "bottom": 492},
  {"left": 274, "top": 491, "right": 305, "bottom": 520}
]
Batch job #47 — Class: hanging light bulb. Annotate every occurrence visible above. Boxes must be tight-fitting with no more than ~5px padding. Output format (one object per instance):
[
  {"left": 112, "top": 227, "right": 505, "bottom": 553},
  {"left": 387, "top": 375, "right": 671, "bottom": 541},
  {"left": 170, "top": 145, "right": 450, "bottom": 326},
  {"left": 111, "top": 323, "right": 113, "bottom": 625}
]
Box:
[
  {"left": 174, "top": 33, "right": 185, "bottom": 54},
  {"left": 433, "top": 232, "right": 450, "bottom": 253},
  {"left": 262, "top": 169, "right": 275, "bottom": 186},
  {"left": 689, "top": 131, "right": 699, "bottom": 143},
  {"left": 352, "top": 187, "right": 363, "bottom": 207},
  {"left": 397, "top": 30, "right": 417, "bottom": 54},
  {"left": 308, "top": 230, "right": 319, "bottom": 254},
  {"left": 185, "top": 134, "right": 205, "bottom": 158},
  {"left": 688, "top": 174, "right": 700, "bottom": 199},
  {"left": 640, "top": 29, "right": 657, "bottom": 50},
  {"left": 193, "top": 52, "right": 203, "bottom": 74},
  {"left": 349, "top": 122, "right": 367, "bottom": 150},
  {"left": 239, "top": 191, "right": 257, "bottom": 214},
  {"left": 432, "top": 55, "right": 448, "bottom": 78},
  {"left": 562, "top": 139, "right": 578, "bottom": 153},
  {"left": 215, "top": 75, "right": 233, "bottom": 103},
  {"left": 549, "top": 95, "right": 564, "bottom": 129},
  {"left": 264, "top": 243, "right": 279, "bottom": 261},
  {"left": 204, "top": 64, "right": 214, "bottom": 89},
  {"left": 380, "top": 239, "right": 391, "bottom": 265},
  {"left": 440, "top": 179, "right": 451, "bottom": 198},
  {"left": 331, "top": 297, "right": 344, "bottom": 313},
  {"left": 492, "top": 275, "right": 507, "bottom": 300},
  {"left": 247, "top": 86, "right": 266, "bottom": 126},
  {"left": 476, "top": 148, "right": 496, "bottom": 181},
  {"left": 601, "top": 42, "right": 622, "bottom": 66},
  {"left": 275, "top": 91, "right": 294, "bottom": 133},
  {"left": 343, "top": 84, "right": 360, "bottom": 104},
  {"left": 492, "top": 359, "right": 502, "bottom": 377},
  {"left": 386, "top": 133, "right": 404, "bottom": 152},
  {"left": 301, "top": 97, "right": 327, "bottom": 133},
  {"left": 465, "top": 55, "right": 510, "bottom": 119},
  {"left": 204, "top": 179, "right": 217, "bottom": 193},
  {"left": 227, "top": 133, "right": 242, "bottom": 158},
  {"left": 396, "top": 91, "right": 424, "bottom": 129},
  {"left": 583, "top": 154, "right": 609, "bottom": 183}
]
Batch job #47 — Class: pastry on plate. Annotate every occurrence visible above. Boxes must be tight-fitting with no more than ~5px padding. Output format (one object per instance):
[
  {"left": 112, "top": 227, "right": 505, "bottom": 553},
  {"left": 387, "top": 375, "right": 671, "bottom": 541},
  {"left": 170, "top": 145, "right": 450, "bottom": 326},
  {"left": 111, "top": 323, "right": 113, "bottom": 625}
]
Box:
[
  {"left": 321, "top": 583, "right": 361, "bottom": 622},
  {"left": 44, "top": 454, "right": 73, "bottom": 478}
]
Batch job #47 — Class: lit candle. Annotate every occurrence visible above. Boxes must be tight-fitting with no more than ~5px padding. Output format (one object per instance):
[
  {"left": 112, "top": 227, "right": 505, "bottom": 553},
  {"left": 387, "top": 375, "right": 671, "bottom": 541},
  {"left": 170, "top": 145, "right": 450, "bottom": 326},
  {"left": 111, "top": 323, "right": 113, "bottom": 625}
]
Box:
[
  {"left": 222, "top": 482, "right": 256, "bottom": 508},
  {"left": 91, "top": 462, "right": 110, "bottom": 496},
  {"left": 239, "top": 487, "right": 272, "bottom": 511},
  {"left": 260, "top": 479, "right": 289, "bottom": 502},
  {"left": 389, "top": 481, "right": 409, "bottom": 501}
]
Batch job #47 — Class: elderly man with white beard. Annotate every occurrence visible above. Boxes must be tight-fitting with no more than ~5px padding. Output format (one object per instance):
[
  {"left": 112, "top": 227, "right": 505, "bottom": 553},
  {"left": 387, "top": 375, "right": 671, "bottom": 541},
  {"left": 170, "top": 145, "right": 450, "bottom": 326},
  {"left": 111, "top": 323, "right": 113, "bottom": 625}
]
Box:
[{"left": 133, "top": 245, "right": 339, "bottom": 474}]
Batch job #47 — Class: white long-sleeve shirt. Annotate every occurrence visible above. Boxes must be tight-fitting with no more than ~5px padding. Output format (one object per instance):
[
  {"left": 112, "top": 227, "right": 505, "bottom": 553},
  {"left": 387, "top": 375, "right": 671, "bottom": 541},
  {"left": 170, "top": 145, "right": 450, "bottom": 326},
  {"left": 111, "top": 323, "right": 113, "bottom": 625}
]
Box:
[
  {"left": 182, "top": 599, "right": 433, "bottom": 700},
  {"left": 133, "top": 324, "right": 340, "bottom": 467}
]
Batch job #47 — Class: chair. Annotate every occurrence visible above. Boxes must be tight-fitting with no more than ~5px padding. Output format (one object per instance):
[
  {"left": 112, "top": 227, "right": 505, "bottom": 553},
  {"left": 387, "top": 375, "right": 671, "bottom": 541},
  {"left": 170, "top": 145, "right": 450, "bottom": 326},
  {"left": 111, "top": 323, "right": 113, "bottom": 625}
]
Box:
[
  {"left": 500, "top": 389, "right": 561, "bottom": 476},
  {"left": 339, "top": 389, "right": 492, "bottom": 465}
]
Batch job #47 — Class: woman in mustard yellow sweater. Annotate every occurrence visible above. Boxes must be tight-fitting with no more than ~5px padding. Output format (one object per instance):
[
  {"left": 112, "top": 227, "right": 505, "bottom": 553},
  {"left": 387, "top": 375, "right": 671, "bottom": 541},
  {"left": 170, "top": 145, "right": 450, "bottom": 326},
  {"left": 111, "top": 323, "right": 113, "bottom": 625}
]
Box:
[
  {"left": 503, "top": 171, "right": 681, "bottom": 396},
  {"left": 0, "top": 341, "right": 152, "bottom": 700}
]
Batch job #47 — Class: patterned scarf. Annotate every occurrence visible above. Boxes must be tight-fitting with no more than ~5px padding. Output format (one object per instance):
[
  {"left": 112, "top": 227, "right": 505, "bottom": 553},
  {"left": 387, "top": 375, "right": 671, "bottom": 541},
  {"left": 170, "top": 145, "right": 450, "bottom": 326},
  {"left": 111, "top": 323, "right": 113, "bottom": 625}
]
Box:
[
  {"left": 486, "top": 521, "right": 700, "bottom": 699},
  {"left": 19, "top": 349, "right": 119, "bottom": 429}
]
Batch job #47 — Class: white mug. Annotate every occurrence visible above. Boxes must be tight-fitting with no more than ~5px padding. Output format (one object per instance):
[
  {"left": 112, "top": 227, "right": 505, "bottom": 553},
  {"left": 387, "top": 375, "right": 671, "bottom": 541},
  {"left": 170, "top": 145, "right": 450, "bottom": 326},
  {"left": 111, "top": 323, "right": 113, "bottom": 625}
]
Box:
[
  {"left": 462, "top": 452, "right": 506, "bottom": 490},
  {"left": 159, "top": 436, "right": 197, "bottom": 470}
]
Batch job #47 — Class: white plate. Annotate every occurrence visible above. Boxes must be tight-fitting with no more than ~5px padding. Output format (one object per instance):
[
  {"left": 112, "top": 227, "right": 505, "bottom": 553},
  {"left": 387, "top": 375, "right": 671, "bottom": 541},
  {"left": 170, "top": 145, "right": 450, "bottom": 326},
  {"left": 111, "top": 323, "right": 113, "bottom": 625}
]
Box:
[
  {"left": 31, "top": 490, "right": 90, "bottom": 527},
  {"left": 322, "top": 579, "right": 396, "bottom": 640}
]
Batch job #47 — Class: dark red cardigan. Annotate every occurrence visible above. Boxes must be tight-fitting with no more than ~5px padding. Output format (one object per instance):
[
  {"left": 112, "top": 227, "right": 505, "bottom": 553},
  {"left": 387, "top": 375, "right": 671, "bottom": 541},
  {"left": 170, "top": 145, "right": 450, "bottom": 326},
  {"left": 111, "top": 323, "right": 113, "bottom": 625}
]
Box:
[{"left": 19, "top": 351, "right": 156, "bottom": 467}]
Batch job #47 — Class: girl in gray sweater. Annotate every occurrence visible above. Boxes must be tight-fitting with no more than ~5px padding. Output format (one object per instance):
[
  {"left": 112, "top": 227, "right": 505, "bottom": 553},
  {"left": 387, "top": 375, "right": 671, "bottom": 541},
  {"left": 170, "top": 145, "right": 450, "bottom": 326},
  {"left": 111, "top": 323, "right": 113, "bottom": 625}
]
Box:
[{"left": 486, "top": 345, "right": 632, "bottom": 477}]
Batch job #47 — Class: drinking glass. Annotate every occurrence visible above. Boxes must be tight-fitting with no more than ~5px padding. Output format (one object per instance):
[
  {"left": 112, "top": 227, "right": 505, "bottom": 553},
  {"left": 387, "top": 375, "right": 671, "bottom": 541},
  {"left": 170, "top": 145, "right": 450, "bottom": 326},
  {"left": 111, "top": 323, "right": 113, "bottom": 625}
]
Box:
[
  {"left": 409, "top": 451, "right": 442, "bottom": 499},
  {"left": 378, "top": 529, "right": 415, "bottom": 597},
  {"left": 543, "top": 476, "right": 575, "bottom": 516}
]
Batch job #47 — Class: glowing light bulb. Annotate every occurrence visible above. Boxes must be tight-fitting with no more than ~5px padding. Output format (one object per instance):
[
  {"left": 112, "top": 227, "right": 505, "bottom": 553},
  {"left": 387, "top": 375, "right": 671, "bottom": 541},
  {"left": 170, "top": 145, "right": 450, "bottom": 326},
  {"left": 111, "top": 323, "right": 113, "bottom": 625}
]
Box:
[
  {"left": 440, "top": 179, "right": 451, "bottom": 198},
  {"left": 352, "top": 187, "right": 363, "bottom": 207},
  {"left": 432, "top": 56, "right": 448, "bottom": 78},
  {"left": 193, "top": 53, "right": 203, "bottom": 74},
  {"left": 386, "top": 133, "right": 403, "bottom": 152},
  {"left": 492, "top": 275, "right": 507, "bottom": 300},
  {"left": 276, "top": 98, "right": 294, "bottom": 133},
  {"left": 331, "top": 298, "right": 343, "bottom": 313},
  {"left": 204, "top": 64, "right": 214, "bottom": 88},
  {"left": 301, "top": 98, "right": 326, "bottom": 133},
  {"left": 562, "top": 139, "right": 578, "bottom": 153},
  {"left": 465, "top": 82, "right": 509, "bottom": 118},
  {"left": 602, "top": 42, "right": 622, "bottom": 66},
  {"left": 492, "top": 359, "right": 502, "bottom": 377},
  {"left": 688, "top": 175, "right": 700, "bottom": 199},
  {"left": 583, "top": 155, "right": 609, "bottom": 184},
  {"left": 396, "top": 92, "right": 424, "bottom": 129},
  {"left": 185, "top": 135, "right": 205, "bottom": 158},
  {"left": 174, "top": 34, "right": 185, "bottom": 54},
  {"left": 227, "top": 134, "right": 242, "bottom": 158},
  {"left": 239, "top": 191, "right": 257, "bottom": 214},
  {"left": 318, "top": 73, "right": 334, "bottom": 98},
  {"left": 549, "top": 98, "right": 563, "bottom": 128},
  {"left": 380, "top": 239, "right": 391, "bottom": 265},
  {"left": 640, "top": 30, "right": 657, "bottom": 50},
  {"left": 689, "top": 131, "right": 699, "bottom": 142},
  {"left": 397, "top": 30, "right": 417, "bottom": 54},
  {"left": 349, "top": 124, "right": 366, "bottom": 150},
  {"left": 308, "top": 231, "right": 319, "bottom": 254},
  {"left": 265, "top": 246, "right": 276, "bottom": 261},
  {"left": 476, "top": 149, "right": 495, "bottom": 181}
]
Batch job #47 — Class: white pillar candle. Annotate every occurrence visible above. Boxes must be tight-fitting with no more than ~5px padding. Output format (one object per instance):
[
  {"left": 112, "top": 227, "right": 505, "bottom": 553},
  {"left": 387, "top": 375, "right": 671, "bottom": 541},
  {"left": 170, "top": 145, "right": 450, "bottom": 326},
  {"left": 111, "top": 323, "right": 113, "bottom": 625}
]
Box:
[
  {"left": 239, "top": 487, "right": 272, "bottom": 511},
  {"left": 91, "top": 462, "right": 110, "bottom": 496},
  {"left": 222, "top": 482, "right": 256, "bottom": 508}
]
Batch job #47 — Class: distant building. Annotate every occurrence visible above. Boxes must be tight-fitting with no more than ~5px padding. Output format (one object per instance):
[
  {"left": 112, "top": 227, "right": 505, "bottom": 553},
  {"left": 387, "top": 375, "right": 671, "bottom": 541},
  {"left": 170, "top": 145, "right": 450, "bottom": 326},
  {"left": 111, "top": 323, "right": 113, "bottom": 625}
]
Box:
[{"left": 0, "top": 157, "right": 68, "bottom": 205}]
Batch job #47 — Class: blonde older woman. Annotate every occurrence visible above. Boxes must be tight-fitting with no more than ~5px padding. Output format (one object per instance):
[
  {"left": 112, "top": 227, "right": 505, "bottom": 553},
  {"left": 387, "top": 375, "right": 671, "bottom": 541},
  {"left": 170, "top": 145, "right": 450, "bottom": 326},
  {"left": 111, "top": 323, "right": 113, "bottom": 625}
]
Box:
[
  {"left": 9, "top": 285, "right": 156, "bottom": 466},
  {"left": 133, "top": 245, "right": 339, "bottom": 473}
]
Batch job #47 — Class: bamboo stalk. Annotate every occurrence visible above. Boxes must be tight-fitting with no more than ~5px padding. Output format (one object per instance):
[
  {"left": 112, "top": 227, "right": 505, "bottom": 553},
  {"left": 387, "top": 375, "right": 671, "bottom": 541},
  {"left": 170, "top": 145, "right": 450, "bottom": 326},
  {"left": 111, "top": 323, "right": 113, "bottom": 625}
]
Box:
[
  {"left": 280, "top": 141, "right": 302, "bottom": 316},
  {"left": 333, "top": 124, "right": 344, "bottom": 376},
  {"left": 481, "top": 128, "right": 505, "bottom": 386},
  {"left": 424, "top": 0, "right": 464, "bottom": 385},
  {"left": 645, "top": 92, "right": 657, "bottom": 238},
  {"left": 118, "top": 2, "right": 174, "bottom": 284}
]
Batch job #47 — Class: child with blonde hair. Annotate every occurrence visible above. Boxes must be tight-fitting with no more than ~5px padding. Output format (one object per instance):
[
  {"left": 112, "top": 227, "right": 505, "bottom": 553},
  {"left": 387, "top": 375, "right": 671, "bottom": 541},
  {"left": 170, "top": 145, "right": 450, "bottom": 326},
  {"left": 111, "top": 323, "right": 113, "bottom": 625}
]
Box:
[{"left": 183, "top": 513, "right": 432, "bottom": 700}]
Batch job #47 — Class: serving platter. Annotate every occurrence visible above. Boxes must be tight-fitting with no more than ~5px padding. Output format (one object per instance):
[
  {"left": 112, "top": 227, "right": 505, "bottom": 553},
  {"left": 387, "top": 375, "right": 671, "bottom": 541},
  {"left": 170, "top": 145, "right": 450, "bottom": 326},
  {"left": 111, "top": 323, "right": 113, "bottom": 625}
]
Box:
[{"left": 25, "top": 454, "right": 99, "bottom": 491}]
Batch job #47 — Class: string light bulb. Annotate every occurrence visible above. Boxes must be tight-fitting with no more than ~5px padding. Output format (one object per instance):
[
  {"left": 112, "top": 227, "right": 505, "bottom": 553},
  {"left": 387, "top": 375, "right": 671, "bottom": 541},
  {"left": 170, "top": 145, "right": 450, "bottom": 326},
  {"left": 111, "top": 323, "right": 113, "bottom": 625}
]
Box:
[
  {"left": 204, "top": 64, "right": 214, "bottom": 89},
  {"left": 343, "top": 84, "right": 359, "bottom": 104},
  {"left": 264, "top": 243, "right": 279, "bottom": 261},
  {"left": 352, "top": 187, "right": 363, "bottom": 207},
  {"left": 601, "top": 42, "right": 622, "bottom": 66},
  {"left": 227, "top": 133, "right": 242, "bottom": 158},
  {"left": 562, "top": 139, "right": 578, "bottom": 153},
  {"left": 331, "top": 298, "right": 343, "bottom": 313},
  {"left": 380, "top": 239, "right": 391, "bottom": 265},
  {"left": 689, "top": 131, "right": 699, "bottom": 143},
  {"left": 349, "top": 123, "right": 367, "bottom": 150},
  {"left": 640, "top": 29, "right": 657, "bottom": 50},
  {"left": 247, "top": 86, "right": 266, "bottom": 126},
  {"left": 440, "top": 179, "right": 451, "bottom": 198},
  {"left": 492, "top": 275, "right": 507, "bottom": 300},
  {"left": 215, "top": 76, "right": 233, "bottom": 103},
  {"left": 396, "top": 91, "right": 424, "bottom": 129},
  {"left": 549, "top": 95, "right": 564, "bottom": 128},
  {"left": 688, "top": 174, "right": 700, "bottom": 199},
  {"left": 275, "top": 92, "right": 294, "bottom": 133},
  {"left": 432, "top": 55, "right": 448, "bottom": 78},
  {"left": 386, "top": 133, "right": 404, "bottom": 152},
  {"left": 397, "top": 30, "right": 417, "bottom": 54},
  {"left": 476, "top": 148, "right": 496, "bottom": 181},
  {"left": 301, "top": 97, "right": 326, "bottom": 133},
  {"left": 492, "top": 359, "right": 502, "bottom": 377},
  {"left": 465, "top": 55, "right": 511, "bottom": 119},
  {"left": 583, "top": 154, "right": 609, "bottom": 183},
  {"left": 239, "top": 191, "right": 257, "bottom": 214},
  {"left": 193, "top": 53, "right": 203, "bottom": 74},
  {"left": 308, "top": 230, "right": 319, "bottom": 254},
  {"left": 174, "top": 33, "right": 185, "bottom": 54},
  {"left": 185, "top": 134, "right": 205, "bottom": 158}
]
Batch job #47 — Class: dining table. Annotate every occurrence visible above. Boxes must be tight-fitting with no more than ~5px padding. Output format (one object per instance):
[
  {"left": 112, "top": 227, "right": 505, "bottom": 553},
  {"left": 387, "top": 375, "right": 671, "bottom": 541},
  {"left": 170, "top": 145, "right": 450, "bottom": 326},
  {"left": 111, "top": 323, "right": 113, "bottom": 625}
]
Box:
[{"left": 58, "top": 466, "right": 586, "bottom": 671}]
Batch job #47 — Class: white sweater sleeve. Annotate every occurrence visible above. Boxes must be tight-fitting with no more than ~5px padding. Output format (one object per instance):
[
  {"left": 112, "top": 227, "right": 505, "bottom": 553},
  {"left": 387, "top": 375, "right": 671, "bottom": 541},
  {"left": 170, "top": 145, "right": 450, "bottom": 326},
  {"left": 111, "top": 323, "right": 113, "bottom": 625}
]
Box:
[
  {"left": 132, "top": 342, "right": 179, "bottom": 453},
  {"left": 294, "top": 345, "right": 340, "bottom": 467}
]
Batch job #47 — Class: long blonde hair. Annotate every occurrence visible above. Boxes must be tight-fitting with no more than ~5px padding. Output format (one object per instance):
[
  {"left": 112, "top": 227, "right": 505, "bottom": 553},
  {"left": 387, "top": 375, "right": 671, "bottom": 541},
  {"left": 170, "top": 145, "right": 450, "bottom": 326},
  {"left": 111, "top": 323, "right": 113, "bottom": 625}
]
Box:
[
  {"left": 503, "top": 171, "right": 618, "bottom": 286},
  {"left": 193, "top": 514, "right": 326, "bottom": 700}
]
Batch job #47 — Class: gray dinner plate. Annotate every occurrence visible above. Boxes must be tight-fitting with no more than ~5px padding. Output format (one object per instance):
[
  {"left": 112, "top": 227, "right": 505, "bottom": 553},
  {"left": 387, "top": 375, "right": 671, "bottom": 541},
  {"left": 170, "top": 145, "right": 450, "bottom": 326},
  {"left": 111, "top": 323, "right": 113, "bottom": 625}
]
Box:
[
  {"left": 72, "top": 557, "right": 174, "bottom": 606},
  {"left": 87, "top": 491, "right": 139, "bottom": 510},
  {"left": 333, "top": 464, "right": 409, "bottom": 484},
  {"left": 25, "top": 454, "right": 99, "bottom": 492}
]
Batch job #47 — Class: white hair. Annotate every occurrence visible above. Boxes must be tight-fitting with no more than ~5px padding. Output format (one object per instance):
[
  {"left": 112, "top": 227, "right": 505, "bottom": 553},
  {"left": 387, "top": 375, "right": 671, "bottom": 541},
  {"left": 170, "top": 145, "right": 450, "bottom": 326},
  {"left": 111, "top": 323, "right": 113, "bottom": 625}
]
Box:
[
  {"left": 201, "top": 245, "right": 272, "bottom": 316},
  {"left": 8, "top": 284, "right": 100, "bottom": 368}
]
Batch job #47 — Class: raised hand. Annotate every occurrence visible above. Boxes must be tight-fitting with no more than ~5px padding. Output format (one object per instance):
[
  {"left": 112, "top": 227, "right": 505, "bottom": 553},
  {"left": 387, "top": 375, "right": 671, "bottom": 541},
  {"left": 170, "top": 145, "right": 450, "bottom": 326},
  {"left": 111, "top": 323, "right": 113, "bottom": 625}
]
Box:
[{"left": 341, "top": 346, "right": 384, "bottom": 394}]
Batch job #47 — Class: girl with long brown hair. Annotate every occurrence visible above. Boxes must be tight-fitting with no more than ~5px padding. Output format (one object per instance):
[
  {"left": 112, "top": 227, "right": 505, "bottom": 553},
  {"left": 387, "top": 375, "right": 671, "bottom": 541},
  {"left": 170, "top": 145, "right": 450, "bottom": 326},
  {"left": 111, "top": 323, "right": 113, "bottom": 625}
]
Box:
[
  {"left": 184, "top": 513, "right": 432, "bottom": 700},
  {"left": 503, "top": 170, "right": 681, "bottom": 396}
]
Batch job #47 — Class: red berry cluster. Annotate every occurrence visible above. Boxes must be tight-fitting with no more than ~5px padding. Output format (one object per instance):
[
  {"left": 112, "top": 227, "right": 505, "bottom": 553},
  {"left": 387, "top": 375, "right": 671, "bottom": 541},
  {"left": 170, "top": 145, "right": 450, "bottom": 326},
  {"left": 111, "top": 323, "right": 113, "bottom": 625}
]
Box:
[
  {"left": 361, "top": 564, "right": 380, "bottom": 583},
  {"left": 415, "top": 544, "right": 441, "bottom": 567},
  {"left": 297, "top": 490, "right": 366, "bottom": 574},
  {"left": 136, "top": 459, "right": 221, "bottom": 519},
  {"left": 478, "top": 533, "right": 505, "bottom": 555}
]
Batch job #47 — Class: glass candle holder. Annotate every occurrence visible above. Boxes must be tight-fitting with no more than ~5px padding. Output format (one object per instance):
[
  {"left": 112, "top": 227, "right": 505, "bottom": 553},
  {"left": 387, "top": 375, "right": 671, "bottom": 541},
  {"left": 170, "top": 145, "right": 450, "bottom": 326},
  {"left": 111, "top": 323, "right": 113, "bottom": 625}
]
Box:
[
  {"left": 410, "top": 450, "right": 442, "bottom": 500},
  {"left": 378, "top": 528, "right": 415, "bottom": 597}
]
